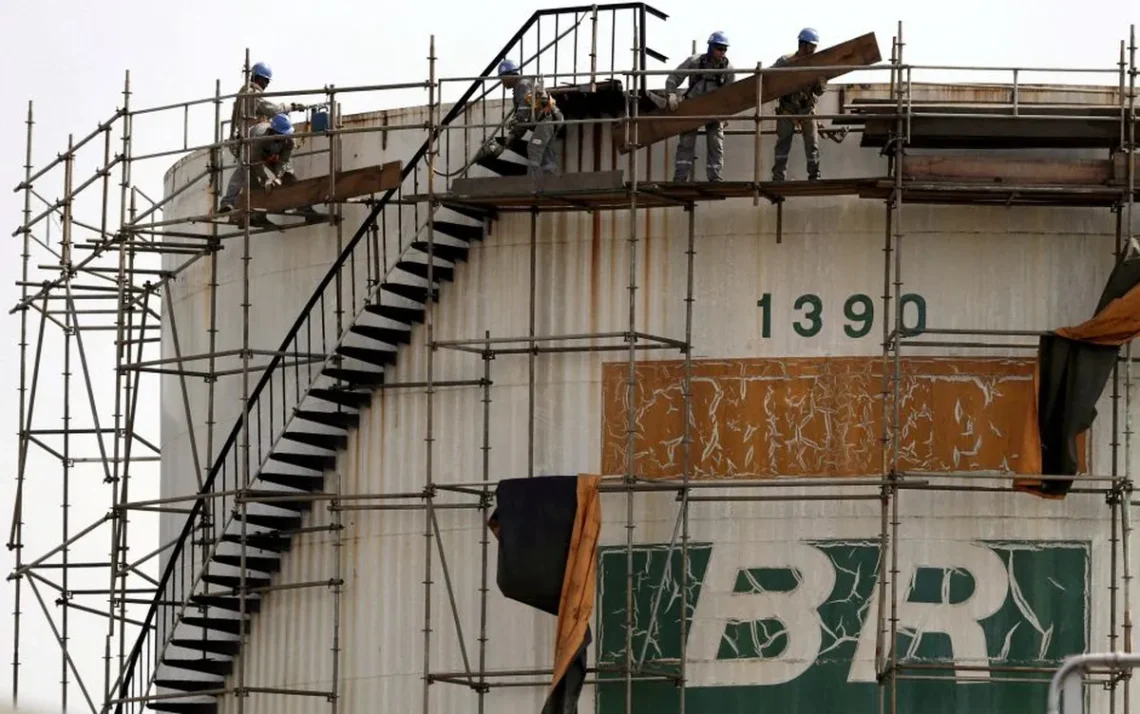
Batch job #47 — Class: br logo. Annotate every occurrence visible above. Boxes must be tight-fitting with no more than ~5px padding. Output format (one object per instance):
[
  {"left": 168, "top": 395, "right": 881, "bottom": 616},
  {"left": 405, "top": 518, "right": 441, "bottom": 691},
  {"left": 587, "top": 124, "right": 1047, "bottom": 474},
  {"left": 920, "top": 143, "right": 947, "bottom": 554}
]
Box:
[{"left": 596, "top": 539, "right": 1088, "bottom": 713}]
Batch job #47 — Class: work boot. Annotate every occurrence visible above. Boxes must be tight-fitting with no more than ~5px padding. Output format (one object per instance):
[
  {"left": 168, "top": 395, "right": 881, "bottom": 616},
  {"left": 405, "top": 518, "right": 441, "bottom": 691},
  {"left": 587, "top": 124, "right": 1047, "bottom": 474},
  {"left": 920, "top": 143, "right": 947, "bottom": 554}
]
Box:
[{"left": 807, "top": 163, "right": 821, "bottom": 181}]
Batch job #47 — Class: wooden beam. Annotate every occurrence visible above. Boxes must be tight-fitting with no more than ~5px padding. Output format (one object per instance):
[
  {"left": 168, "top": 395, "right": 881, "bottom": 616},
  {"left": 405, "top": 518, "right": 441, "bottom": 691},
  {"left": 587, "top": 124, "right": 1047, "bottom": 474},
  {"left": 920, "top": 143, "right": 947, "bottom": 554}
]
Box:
[
  {"left": 614, "top": 32, "right": 882, "bottom": 154},
  {"left": 451, "top": 170, "right": 625, "bottom": 197},
  {"left": 902, "top": 154, "right": 1115, "bottom": 186},
  {"left": 239, "top": 160, "right": 403, "bottom": 213},
  {"left": 860, "top": 116, "right": 1123, "bottom": 150}
]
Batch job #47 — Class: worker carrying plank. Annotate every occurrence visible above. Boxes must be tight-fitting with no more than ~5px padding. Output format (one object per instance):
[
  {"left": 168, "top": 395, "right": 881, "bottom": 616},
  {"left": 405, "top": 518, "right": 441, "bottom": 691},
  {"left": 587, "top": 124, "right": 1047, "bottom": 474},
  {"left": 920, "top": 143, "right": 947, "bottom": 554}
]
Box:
[
  {"left": 218, "top": 113, "right": 297, "bottom": 218},
  {"left": 497, "top": 59, "right": 565, "bottom": 182},
  {"left": 771, "top": 29, "right": 827, "bottom": 181},
  {"left": 664, "top": 32, "right": 736, "bottom": 182}
]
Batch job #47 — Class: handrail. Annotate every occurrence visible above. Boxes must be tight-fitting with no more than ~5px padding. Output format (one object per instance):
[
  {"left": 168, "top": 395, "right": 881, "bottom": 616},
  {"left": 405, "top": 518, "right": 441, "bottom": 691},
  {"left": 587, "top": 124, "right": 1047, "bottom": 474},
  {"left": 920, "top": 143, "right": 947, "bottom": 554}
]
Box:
[{"left": 111, "top": 4, "right": 665, "bottom": 712}]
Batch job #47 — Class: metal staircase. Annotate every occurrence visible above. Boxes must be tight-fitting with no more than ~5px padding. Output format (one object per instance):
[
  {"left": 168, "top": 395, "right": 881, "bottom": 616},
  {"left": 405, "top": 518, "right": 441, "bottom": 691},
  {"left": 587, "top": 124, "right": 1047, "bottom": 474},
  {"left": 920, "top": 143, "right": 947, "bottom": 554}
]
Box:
[{"left": 111, "top": 5, "right": 668, "bottom": 714}]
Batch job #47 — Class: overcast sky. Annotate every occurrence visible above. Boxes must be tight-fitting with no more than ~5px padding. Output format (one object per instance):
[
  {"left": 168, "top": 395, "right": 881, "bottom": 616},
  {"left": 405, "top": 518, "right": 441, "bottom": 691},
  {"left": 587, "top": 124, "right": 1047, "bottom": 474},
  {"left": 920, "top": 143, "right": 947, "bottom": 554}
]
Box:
[{"left": 1, "top": 0, "right": 1138, "bottom": 710}]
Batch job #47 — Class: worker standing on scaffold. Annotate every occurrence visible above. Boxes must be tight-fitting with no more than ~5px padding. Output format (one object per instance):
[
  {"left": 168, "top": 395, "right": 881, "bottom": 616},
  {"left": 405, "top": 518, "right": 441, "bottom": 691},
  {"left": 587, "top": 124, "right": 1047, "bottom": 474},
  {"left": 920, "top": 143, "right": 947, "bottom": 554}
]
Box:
[
  {"left": 664, "top": 31, "right": 736, "bottom": 183},
  {"left": 771, "top": 29, "right": 826, "bottom": 182}
]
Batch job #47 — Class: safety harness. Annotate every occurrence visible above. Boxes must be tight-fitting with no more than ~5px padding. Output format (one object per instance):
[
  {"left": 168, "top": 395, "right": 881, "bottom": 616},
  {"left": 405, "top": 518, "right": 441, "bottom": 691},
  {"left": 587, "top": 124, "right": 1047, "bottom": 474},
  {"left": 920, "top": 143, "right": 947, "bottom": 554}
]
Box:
[{"left": 685, "top": 53, "right": 729, "bottom": 98}]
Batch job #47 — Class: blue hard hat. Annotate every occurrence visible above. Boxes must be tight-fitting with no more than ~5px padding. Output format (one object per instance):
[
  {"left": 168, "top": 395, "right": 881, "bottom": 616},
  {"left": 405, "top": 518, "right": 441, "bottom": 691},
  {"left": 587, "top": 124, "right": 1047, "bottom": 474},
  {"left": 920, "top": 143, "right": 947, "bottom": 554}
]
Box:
[
  {"left": 798, "top": 28, "right": 820, "bottom": 45},
  {"left": 497, "top": 59, "right": 520, "bottom": 76},
  {"left": 269, "top": 113, "right": 293, "bottom": 135},
  {"left": 708, "top": 31, "right": 729, "bottom": 48},
  {"left": 251, "top": 62, "right": 272, "bottom": 81}
]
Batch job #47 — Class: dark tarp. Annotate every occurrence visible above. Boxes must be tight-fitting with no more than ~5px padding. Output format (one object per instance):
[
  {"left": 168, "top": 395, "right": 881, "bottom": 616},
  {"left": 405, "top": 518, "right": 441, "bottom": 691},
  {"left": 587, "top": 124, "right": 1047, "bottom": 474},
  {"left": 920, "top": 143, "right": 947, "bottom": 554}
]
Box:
[
  {"left": 489, "top": 474, "right": 602, "bottom": 714},
  {"left": 1015, "top": 258, "right": 1140, "bottom": 498}
]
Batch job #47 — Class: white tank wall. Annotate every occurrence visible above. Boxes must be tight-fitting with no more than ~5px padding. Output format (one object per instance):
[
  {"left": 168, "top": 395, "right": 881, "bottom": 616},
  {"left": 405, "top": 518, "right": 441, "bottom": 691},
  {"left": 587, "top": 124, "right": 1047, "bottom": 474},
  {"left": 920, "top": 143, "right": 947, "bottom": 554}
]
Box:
[{"left": 159, "top": 83, "right": 1140, "bottom": 714}]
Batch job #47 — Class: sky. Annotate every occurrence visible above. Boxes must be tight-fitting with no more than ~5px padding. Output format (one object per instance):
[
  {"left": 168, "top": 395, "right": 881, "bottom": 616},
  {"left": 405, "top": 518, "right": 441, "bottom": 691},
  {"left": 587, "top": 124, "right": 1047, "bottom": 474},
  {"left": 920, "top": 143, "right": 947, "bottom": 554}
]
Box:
[{"left": 0, "top": 0, "right": 1139, "bottom": 710}]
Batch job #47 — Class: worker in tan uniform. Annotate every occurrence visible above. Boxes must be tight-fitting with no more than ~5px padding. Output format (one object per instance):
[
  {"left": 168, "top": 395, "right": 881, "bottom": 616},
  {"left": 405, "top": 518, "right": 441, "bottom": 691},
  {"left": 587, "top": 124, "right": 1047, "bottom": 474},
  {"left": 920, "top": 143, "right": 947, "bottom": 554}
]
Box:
[
  {"left": 771, "top": 29, "right": 826, "bottom": 181},
  {"left": 228, "top": 62, "right": 306, "bottom": 159}
]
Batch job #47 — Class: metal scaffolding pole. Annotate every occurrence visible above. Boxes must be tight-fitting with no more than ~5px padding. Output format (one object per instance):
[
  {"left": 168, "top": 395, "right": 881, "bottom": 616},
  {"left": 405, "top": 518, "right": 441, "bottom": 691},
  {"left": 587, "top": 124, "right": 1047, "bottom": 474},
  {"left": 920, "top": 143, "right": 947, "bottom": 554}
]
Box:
[
  {"left": 11, "top": 98, "right": 34, "bottom": 708},
  {"left": 622, "top": 17, "right": 642, "bottom": 714},
  {"left": 1122, "top": 23, "right": 1137, "bottom": 714},
  {"left": 237, "top": 48, "right": 253, "bottom": 714},
  {"left": 422, "top": 33, "right": 438, "bottom": 714}
]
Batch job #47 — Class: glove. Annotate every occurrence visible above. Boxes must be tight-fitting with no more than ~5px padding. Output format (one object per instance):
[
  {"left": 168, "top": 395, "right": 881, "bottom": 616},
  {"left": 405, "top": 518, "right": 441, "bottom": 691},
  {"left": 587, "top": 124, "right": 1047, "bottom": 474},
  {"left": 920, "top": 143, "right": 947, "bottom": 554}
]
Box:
[
  {"left": 290, "top": 102, "right": 306, "bottom": 112},
  {"left": 666, "top": 92, "right": 679, "bottom": 111}
]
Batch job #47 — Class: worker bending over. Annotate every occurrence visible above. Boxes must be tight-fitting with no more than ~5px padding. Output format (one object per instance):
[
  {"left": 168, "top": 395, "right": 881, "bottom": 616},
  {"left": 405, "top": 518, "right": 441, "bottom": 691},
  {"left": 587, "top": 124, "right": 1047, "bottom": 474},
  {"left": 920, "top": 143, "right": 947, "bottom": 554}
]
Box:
[
  {"left": 218, "top": 113, "right": 296, "bottom": 216},
  {"left": 771, "top": 28, "right": 826, "bottom": 181},
  {"left": 497, "top": 59, "right": 564, "bottom": 182},
  {"left": 665, "top": 32, "right": 735, "bottom": 182},
  {"left": 229, "top": 62, "right": 306, "bottom": 159}
]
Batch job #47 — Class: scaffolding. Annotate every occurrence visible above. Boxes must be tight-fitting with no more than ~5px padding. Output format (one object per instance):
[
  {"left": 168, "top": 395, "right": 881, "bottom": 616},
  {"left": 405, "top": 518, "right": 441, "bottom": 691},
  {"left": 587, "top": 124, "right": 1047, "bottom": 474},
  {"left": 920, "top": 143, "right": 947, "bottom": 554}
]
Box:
[{"left": 7, "top": 5, "right": 1140, "bottom": 714}]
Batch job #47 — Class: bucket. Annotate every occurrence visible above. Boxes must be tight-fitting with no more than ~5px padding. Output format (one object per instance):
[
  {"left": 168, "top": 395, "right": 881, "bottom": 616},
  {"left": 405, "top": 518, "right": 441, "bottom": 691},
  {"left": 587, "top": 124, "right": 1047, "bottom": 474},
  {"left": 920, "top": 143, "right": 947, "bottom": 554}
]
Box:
[{"left": 310, "top": 110, "right": 330, "bottom": 133}]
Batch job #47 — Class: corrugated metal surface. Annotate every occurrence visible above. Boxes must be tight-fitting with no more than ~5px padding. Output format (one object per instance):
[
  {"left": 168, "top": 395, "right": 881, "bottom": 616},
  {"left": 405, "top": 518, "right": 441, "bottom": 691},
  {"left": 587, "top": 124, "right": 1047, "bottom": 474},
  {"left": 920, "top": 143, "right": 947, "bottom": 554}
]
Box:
[{"left": 160, "top": 83, "right": 1137, "bottom": 714}]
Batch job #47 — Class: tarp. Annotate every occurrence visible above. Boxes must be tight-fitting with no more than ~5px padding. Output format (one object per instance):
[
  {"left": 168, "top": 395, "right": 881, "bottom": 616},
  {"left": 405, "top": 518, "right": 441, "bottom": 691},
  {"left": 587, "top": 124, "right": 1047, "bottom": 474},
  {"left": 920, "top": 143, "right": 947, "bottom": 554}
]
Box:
[
  {"left": 489, "top": 474, "right": 602, "bottom": 714},
  {"left": 1015, "top": 258, "right": 1140, "bottom": 498}
]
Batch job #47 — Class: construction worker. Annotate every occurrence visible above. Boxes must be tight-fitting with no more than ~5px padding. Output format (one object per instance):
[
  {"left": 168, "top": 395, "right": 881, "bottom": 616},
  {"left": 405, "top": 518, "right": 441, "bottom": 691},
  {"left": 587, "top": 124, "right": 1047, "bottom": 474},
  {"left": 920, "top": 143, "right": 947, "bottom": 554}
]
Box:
[
  {"left": 771, "top": 28, "right": 826, "bottom": 181},
  {"left": 218, "top": 113, "right": 296, "bottom": 216},
  {"left": 229, "top": 62, "right": 306, "bottom": 160},
  {"left": 665, "top": 32, "right": 735, "bottom": 182},
  {"left": 497, "top": 59, "right": 563, "bottom": 182}
]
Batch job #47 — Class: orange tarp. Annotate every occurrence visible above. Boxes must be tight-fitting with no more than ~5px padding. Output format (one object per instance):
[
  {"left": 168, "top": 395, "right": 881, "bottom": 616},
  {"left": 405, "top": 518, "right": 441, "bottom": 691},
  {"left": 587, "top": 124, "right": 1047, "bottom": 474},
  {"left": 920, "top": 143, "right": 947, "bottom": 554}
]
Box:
[
  {"left": 1055, "top": 283, "right": 1140, "bottom": 346},
  {"left": 551, "top": 474, "right": 602, "bottom": 697}
]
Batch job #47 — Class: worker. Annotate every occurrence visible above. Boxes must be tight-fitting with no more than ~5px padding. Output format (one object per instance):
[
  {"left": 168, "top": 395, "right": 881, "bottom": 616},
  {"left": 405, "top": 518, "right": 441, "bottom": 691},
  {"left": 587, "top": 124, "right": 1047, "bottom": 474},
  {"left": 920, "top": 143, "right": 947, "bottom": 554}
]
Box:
[
  {"left": 771, "top": 28, "right": 826, "bottom": 182},
  {"left": 218, "top": 113, "right": 297, "bottom": 216},
  {"left": 229, "top": 62, "right": 306, "bottom": 160},
  {"left": 496, "top": 59, "right": 564, "bottom": 182},
  {"left": 664, "top": 32, "right": 735, "bottom": 183}
]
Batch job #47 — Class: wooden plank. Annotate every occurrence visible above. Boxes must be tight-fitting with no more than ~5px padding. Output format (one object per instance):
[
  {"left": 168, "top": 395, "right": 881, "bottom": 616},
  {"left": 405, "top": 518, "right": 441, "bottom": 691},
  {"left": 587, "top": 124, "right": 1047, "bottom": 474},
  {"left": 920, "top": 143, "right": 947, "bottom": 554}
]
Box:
[
  {"left": 615, "top": 32, "right": 882, "bottom": 153},
  {"left": 860, "top": 116, "right": 1121, "bottom": 150},
  {"left": 902, "top": 155, "right": 1115, "bottom": 186},
  {"left": 451, "top": 170, "right": 625, "bottom": 197},
  {"left": 240, "top": 161, "right": 403, "bottom": 212}
]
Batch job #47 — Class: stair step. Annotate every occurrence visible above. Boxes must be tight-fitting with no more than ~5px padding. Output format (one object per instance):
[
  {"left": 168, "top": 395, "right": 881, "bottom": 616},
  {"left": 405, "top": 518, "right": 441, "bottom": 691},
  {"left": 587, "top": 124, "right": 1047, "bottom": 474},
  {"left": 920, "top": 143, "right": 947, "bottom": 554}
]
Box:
[
  {"left": 161, "top": 658, "right": 233, "bottom": 676},
  {"left": 171, "top": 638, "right": 241, "bottom": 657},
  {"left": 147, "top": 702, "right": 217, "bottom": 714},
  {"left": 213, "top": 554, "right": 281, "bottom": 572},
  {"left": 364, "top": 303, "right": 424, "bottom": 325},
  {"left": 381, "top": 282, "right": 439, "bottom": 304},
  {"left": 268, "top": 451, "right": 336, "bottom": 472},
  {"left": 282, "top": 430, "right": 349, "bottom": 450},
  {"left": 475, "top": 155, "right": 527, "bottom": 176},
  {"left": 495, "top": 135, "right": 532, "bottom": 157},
  {"left": 410, "top": 241, "right": 469, "bottom": 264},
  {"left": 190, "top": 594, "right": 263, "bottom": 614},
  {"left": 182, "top": 616, "right": 250, "bottom": 635},
  {"left": 220, "top": 532, "right": 292, "bottom": 553},
  {"left": 154, "top": 679, "right": 224, "bottom": 693},
  {"left": 309, "top": 388, "right": 371, "bottom": 408},
  {"left": 431, "top": 220, "right": 483, "bottom": 243},
  {"left": 258, "top": 471, "right": 325, "bottom": 493},
  {"left": 295, "top": 409, "right": 359, "bottom": 429},
  {"left": 240, "top": 491, "right": 313, "bottom": 513},
  {"left": 439, "top": 202, "right": 491, "bottom": 222},
  {"left": 202, "top": 573, "right": 272, "bottom": 591},
  {"left": 335, "top": 345, "right": 396, "bottom": 367},
  {"left": 349, "top": 324, "right": 411, "bottom": 346},
  {"left": 233, "top": 511, "right": 303, "bottom": 531},
  {"left": 322, "top": 367, "right": 385, "bottom": 387},
  {"left": 396, "top": 260, "right": 454, "bottom": 283}
]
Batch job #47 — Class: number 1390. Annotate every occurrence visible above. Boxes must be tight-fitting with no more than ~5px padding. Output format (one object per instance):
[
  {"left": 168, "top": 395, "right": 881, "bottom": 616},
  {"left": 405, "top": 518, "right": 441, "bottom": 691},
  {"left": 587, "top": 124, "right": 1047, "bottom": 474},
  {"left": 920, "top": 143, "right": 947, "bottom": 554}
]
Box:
[{"left": 756, "top": 292, "right": 927, "bottom": 339}]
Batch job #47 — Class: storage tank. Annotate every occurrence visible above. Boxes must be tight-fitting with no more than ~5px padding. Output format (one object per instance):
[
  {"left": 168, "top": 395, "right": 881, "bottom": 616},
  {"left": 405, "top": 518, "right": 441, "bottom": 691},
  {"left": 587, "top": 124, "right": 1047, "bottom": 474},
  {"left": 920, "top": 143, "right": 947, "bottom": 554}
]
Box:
[{"left": 158, "top": 82, "right": 1134, "bottom": 714}]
